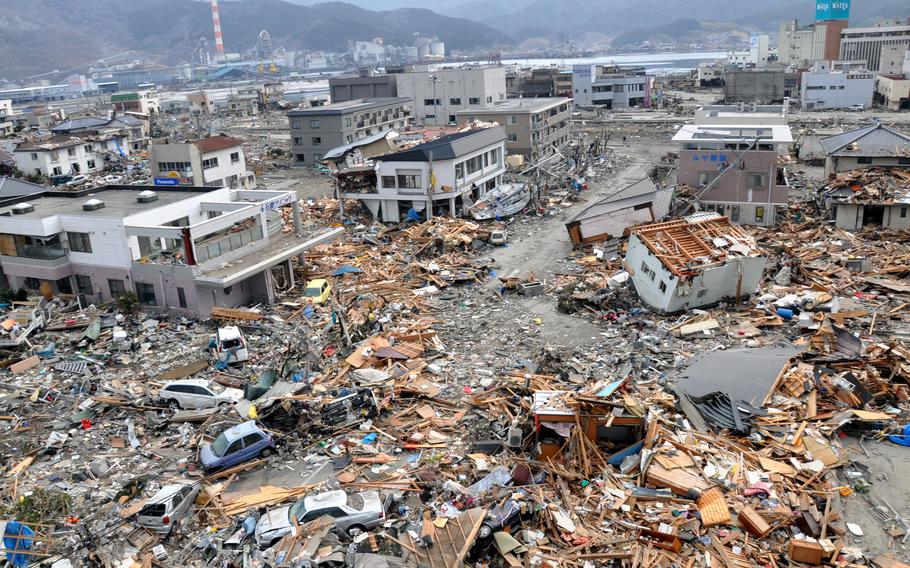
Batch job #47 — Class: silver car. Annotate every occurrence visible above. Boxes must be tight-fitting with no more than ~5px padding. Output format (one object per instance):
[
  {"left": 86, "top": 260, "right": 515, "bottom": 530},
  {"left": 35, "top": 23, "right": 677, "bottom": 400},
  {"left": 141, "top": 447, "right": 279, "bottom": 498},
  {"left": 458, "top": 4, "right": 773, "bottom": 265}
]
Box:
[
  {"left": 159, "top": 378, "right": 243, "bottom": 411},
  {"left": 254, "top": 490, "right": 385, "bottom": 548},
  {"left": 135, "top": 481, "right": 201, "bottom": 535}
]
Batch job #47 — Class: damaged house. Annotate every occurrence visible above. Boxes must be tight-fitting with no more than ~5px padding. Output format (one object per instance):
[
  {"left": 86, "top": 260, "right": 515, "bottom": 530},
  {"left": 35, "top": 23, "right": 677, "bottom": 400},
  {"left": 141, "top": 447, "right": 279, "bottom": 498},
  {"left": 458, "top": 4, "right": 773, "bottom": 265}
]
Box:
[
  {"left": 821, "top": 167, "right": 910, "bottom": 230},
  {"left": 625, "top": 212, "right": 767, "bottom": 313},
  {"left": 337, "top": 126, "right": 506, "bottom": 222},
  {"left": 819, "top": 123, "right": 910, "bottom": 177},
  {"left": 565, "top": 177, "right": 672, "bottom": 247}
]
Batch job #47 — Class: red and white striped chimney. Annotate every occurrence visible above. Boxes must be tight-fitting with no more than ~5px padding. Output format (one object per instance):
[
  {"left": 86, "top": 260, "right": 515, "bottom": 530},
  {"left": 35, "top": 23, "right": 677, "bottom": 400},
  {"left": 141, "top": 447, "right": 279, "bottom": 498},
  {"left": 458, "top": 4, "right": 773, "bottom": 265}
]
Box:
[{"left": 211, "top": 0, "right": 225, "bottom": 63}]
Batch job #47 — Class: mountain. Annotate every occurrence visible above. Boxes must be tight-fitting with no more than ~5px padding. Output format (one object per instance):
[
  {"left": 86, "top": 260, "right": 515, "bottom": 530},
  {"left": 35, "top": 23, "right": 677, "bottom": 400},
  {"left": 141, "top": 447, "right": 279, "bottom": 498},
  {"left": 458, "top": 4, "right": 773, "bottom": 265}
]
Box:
[
  {"left": 0, "top": 0, "right": 509, "bottom": 80},
  {"left": 484, "top": 0, "right": 907, "bottom": 38},
  {"left": 611, "top": 19, "right": 705, "bottom": 49}
]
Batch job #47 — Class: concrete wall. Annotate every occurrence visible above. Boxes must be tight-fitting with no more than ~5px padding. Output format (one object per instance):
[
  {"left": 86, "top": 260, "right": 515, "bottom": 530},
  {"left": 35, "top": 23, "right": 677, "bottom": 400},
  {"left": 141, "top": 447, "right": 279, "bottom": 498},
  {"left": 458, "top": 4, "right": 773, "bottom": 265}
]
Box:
[
  {"left": 833, "top": 202, "right": 910, "bottom": 231},
  {"left": 150, "top": 144, "right": 202, "bottom": 184},
  {"left": 330, "top": 76, "right": 398, "bottom": 102},
  {"left": 801, "top": 70, "right": 874, "bottom": 110},
  {"left": 826, "top": 155, "right": 910, "bottom": 176},
  {"left": 394, "top": 67, "right": 506, "bottom": 125},
  {"left": 200, "top": 146, "right": 250, "bottom": 188},
  {"left": 289, "top": 101, "right": 410, "bottom": 166},
  {"left": 723, "top": 71, "right": 785, "bottom": 103},
  {"left": 455, "top": 102, "right": 571, "bottom": 159}
]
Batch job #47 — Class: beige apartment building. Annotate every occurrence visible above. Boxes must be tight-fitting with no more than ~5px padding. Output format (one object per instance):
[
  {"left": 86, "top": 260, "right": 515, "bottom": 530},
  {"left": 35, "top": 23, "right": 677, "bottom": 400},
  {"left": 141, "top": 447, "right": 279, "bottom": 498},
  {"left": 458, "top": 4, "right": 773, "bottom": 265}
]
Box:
[{"left": 455, "top": 97, "right": 572, "bottom": 161}]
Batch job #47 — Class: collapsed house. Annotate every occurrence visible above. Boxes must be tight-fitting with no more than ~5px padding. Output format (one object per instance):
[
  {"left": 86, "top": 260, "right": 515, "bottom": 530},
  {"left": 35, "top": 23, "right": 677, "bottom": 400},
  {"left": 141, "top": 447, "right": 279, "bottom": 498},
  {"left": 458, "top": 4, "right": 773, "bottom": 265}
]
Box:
[
  {"left": 625, "top": 212, "right": 766, "bottom": 313},
  {"left": 821, "top": 167, "right": 910, "bottom": 230},
  {"left": 564, "top": 176, "right": 672, "bottom": 247}
]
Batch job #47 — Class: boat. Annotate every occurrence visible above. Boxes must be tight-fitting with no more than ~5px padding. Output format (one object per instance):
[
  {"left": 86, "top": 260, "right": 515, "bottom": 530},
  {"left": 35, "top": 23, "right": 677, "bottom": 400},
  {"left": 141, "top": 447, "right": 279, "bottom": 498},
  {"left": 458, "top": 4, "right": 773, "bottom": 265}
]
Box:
[{"left": 468, "top": 183, "right": 531, "bottom": 221}]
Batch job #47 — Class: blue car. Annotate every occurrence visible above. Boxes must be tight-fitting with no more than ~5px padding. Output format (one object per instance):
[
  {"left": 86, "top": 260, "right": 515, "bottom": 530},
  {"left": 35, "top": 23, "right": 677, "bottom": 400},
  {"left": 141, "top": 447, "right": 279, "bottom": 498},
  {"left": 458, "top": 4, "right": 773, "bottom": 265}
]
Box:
[{"left": 200, "top": 421, "right": 275, "bottom": 473}]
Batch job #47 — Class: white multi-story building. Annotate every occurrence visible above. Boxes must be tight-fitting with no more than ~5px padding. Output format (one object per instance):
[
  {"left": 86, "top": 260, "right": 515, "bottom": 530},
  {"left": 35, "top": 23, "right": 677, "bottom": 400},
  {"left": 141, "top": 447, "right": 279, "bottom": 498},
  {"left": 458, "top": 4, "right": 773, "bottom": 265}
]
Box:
[
  {"left": 338, "top": 126, "right": 507, "bottom": 222},
  {"left": 393, "top": 66, "right": 506, "bottom": 126},
  {"left": 800, "top": 61, "right": 874, "bottom": 110},
  {"left": 839, "top": 21, "right": 910, "bottom": 72},
  {"left": 0, "top": 185, "right": 341, "bottom": 313},
  {"left": 571, "top": 65, "right": 648, "bottom": 108},
  {"left": 0, "top": 100, "right": 12, "bottom": 137},
  {"left": 149, "top": 134, "right": 255, "bottom": 189},
  {"left": 14, "top": 132, "right": 125, "bottom": 178}
]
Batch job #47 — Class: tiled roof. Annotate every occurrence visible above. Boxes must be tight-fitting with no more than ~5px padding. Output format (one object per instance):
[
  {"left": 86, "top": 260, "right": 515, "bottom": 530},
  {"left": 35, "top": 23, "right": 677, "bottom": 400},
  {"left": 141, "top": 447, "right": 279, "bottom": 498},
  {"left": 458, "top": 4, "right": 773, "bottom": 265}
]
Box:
[
  {"left": 820, "top": 123, "right": 910, "bottom": 157},
  {"left": 190, "top": 134, "right": 244, "bottom": 153}
]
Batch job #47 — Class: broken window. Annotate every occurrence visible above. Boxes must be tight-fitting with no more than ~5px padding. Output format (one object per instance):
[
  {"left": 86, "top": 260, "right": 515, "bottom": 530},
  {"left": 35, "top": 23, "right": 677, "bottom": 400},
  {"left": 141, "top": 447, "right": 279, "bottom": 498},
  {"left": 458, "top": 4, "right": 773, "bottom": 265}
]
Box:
[
  {"left": 312, "top": 137, "right": 322, "bottom": 145},
  {"left": 731, "top": 205, "right": 740, "bottom": 222},
  {"left": 135, "top": 282, "right": 156, "bottom": 305},
  {"left": 397, "top": 173, "right": 420, "bottom": 189},
  {"left": 108, "top": 279, "right": 126, "bottom": 297},
  {"left": 747, "top": 173, "right": 765, "bottom": 188},
  {"left": 858, "top": 157, "right": 873, "bottom": 164},
  {"left": 449, "top": 97, "right": 461, "bottom": 105},
  {"left": 75, "top": 274, "right": 92, "bottom": 295},
  {"left": 697, "top": 288, "right": 707, "bottom": 298},
  {"left": 469, "top": 97, "right": 480, "bottom": 105},
  {"left": 202, "top": 157, "right": 218, "bottom": 169},
  {"left": 659, "top": 280, "right": 668, "bottom": 293},
  {"left": 381, "top": 175, "right": 396, "bottom": 188},
  {"left": 698, "top": 171, "right": 718, "bottom": 187}
]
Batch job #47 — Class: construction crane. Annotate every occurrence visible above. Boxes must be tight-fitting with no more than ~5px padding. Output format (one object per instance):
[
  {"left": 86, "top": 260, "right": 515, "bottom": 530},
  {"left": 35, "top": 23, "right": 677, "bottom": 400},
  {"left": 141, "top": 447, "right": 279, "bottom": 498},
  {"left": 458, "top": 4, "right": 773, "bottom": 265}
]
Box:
[{"left": 256, "top": 30, "right": 277, "bottom": 73}]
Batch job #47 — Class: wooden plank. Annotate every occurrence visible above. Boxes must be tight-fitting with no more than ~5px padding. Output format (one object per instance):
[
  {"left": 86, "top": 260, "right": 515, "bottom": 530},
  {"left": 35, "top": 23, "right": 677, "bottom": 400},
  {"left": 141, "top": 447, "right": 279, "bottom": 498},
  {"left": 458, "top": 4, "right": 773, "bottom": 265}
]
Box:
[{"left": 210, "top": 307, "right": 262, "bottom": 321}]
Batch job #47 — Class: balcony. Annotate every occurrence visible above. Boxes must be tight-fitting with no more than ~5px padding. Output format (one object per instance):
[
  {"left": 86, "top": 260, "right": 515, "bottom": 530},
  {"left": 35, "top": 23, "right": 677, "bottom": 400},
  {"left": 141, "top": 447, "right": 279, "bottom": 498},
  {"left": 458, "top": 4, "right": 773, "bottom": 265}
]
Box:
[{"left": 17, "top": 243, "right": 65, "bottom": 260}]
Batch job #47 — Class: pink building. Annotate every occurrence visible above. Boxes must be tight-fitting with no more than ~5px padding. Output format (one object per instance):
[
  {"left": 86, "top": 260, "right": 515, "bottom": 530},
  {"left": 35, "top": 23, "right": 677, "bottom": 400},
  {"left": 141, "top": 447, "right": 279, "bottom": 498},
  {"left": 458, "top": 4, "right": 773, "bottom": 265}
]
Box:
[{"left": 672, "top": 123, "right": 793, "bottom": 226}]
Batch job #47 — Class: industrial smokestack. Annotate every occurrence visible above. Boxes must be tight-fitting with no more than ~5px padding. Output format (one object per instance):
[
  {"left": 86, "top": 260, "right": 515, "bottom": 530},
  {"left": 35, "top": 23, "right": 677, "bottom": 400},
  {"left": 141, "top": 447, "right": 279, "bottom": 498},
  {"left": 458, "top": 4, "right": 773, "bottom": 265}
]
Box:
[{"left": 211, "top": 0, "right": 226, "bottom": 64}]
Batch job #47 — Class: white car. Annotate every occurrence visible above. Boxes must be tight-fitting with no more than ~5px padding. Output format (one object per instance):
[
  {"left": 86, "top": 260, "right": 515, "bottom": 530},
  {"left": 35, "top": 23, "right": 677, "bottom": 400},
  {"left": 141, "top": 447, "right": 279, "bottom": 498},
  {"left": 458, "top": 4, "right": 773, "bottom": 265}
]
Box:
[
  {"left": 102, "top": 174, "right": 124, "bottom": 184},
  {"left": 136, "top": 481, "right": 201, "bottom": 535},
  {"left": 159, "top": 378, "right": 243, "bottom": 410},
  {"left": 65, "top": 175, "right": 88, "bottom": 187},
  {"left": 254, "top": 490, "right": 385, "bottom": 548}
]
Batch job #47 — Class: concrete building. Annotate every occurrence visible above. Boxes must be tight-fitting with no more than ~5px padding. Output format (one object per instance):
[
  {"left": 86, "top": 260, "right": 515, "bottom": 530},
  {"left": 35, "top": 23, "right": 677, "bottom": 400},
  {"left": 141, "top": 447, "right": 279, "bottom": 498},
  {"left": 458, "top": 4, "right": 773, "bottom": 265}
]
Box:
[
  {"left": 454, "top": 97, "right": 572, "bottom": 161},
  {"left": 839, "top": 21, "right": 910, "bottom": 72},
  {"left": 723, "top": 69, "right": 796, "bottom": 104},
  {"left": 14, "top": 132, "right": 128, "bottom": 178},
  {"left": 727, "top": 35, "right": 770, "bottom": 68},
  {"left": 778, "top": 19, "right": 850, "bottom": 67},
  {"left": 0, "top": 100, "right": 12, "bottom": 136},
  {"left": 672, "top": 122, "right": 794, "bottom": 226},
  {"left": 778, "top": 20, "right": 817, "bottom": 66},
  {"left": 288, "top": 98, "right": 412, "bottom": 167},
  {"left": 393, "top": 66, "right": 506, "bottom": 126},
  {"left": 0, "top": 185, "right": 341, "bottom": 313},
  {"left": 0, "top": 85, "right": 71, "bottom": 105},
  {"left": 149, "top": 134, "right": 255, "bottom": 189},
  {"left": 338, "top": 126, "right": 506, "bottom": 222},
  {"left": 111, "top": 90, "right": 160, "bottom": 115},
  {"left": 565, "top": 177, "right": 672, "bottom": 246},
  {"left": 329, "top": 72, "right": 398, "bottom": 103},
  {"left": 820, "top": 123, "right": 910, "bottom": 176},
  {"left": 572, "top": 65, "right": 648, "bottom": 108},
  {"left": 506, "top": 68, "right": 573, "bottom": 98},
  {"left": 874, "top": 73, "right": 910, "bottom": 111},
  {"left": 800, "top": 61, "right": 874, "bottom": 110},
  {"left": 625, "top": 212, "right": 766, "bottom": 313}
]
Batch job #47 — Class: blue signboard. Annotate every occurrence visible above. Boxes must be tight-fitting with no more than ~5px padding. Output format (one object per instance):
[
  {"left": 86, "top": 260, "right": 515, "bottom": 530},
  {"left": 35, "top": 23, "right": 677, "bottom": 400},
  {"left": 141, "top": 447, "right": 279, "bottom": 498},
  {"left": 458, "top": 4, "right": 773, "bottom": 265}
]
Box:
[
  {"left": 816, "top": 0, "right": 850, "bottom": 21},
  {"left": 153, "top": 177, "right": 180, "bottom": 186}
]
